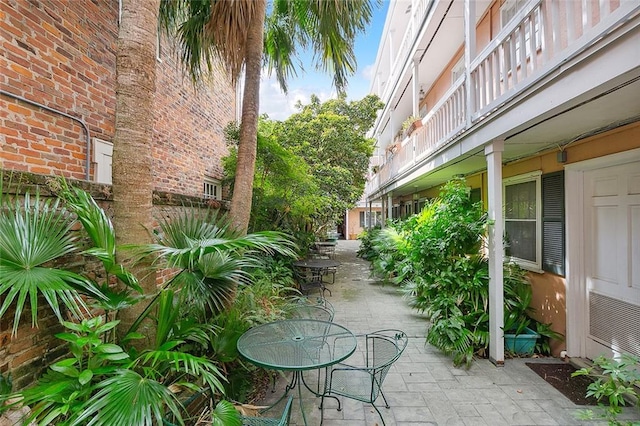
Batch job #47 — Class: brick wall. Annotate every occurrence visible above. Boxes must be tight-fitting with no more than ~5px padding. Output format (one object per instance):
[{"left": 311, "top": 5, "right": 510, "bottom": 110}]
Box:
[
  {"left": 1, "top": 0, "right": 235, "bottom": 389},
  {"left": 1, "top": 0, "right": 118, "bottom": 180},
  {"left": 0, "top": 172, "right": 228, "bottom": 389},
  {"left": 1, "top": 0, "right": 234, "bottom": 197}
]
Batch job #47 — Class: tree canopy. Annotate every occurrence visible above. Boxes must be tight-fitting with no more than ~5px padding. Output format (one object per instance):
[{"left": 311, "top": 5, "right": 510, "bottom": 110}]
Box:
[{"left": 224, "top": 94, "right": 383, "bottom": 238}]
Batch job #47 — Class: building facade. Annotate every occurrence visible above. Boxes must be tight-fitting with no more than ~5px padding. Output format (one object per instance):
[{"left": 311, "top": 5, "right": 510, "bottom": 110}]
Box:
[
  {"left": 365, "top": 0, "right": 640, "bottom": 363},
  {"left": 1, "top": 0, "right": 235, "bottom": 387}
]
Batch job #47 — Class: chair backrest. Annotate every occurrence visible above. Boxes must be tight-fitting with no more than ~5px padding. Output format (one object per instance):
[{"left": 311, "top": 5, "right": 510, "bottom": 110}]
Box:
[
  {"left": 290, "top": 297, "right": 334, "bottom": 321},
  {"left": 240, "top": 395, "right": 293, "bottom": 426},
  {"left": 365, "top": 330, "right": 408, "bottom": 399}
]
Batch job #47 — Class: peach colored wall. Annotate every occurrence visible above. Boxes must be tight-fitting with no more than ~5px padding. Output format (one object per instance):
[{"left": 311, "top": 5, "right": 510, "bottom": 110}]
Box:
[
  {"left": 402, "top": 122, "right": 640, "bottom": 355},
  {"left": 484, "top": 122, "right": 640, "bottom": 354},
  {"left": 346, "top": 207, "right": 382, "bottom": 240}
]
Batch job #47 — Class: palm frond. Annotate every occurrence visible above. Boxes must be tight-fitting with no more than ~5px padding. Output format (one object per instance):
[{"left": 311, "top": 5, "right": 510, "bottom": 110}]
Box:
[
  {"left": 136, "top": 349, "right": 226, "bottom": 396},
  {"left": 71, "top": 370, "right": 184, "bottom": 426},
  {"left": 0, "top": 191, "right": 101, "bottom": 334},
  {"left": 57, "top": 181, "right": 142, "bottom": 293}
]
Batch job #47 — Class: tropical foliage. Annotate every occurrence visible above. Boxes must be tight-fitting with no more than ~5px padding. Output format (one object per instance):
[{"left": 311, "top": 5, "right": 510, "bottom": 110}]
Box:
[
  {"left": 363, "top": 178, "right": 562, "bottom": 366},
  {"left": 1, "top": 179, "right": 299, "bottom": 424},
  {"left": 573, "top": 354, "right": 640, "bottom": 425},
  {"left": 224, "top": 94, "right": 382, "bottom": 241}
]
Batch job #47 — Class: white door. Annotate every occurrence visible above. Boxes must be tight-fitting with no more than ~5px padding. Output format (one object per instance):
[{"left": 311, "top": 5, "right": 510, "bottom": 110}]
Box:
[{"left": 584, "top": 161, "right": 640, "bottom": 359}]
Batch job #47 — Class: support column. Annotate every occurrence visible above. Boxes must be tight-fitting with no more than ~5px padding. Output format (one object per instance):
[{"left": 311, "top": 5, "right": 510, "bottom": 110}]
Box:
[
  {"left": 381, "top": 196, "right": 386, "bottom": 225},
  {"left": 464, "top": 0, "right": 476, "bottom": 127},
  {"left": 387, "top": 193, "right": 393, "bottom": 221},
  {"left": 485, "top": 139, "right": 504, "bottom": 366},
  {"left": 344, "top": 209, "right": 349, "bottom": 240},
  {"left": 412, "top": 58, "right": 420, "bottom": 117}
]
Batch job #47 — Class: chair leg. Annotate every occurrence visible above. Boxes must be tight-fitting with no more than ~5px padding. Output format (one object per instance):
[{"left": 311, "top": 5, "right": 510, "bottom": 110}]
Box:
[{"left": 371, "top": 403, "right": 386, "bottom": 426}]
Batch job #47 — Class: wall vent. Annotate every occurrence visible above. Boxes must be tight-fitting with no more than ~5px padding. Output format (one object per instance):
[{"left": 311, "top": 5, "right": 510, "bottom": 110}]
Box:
[{"left": 590, "top": 292, "right": 640, "bottom": 357}]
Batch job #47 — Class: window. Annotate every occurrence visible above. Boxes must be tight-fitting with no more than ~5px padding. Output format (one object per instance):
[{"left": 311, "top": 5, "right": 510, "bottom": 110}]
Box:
[
  {"left": 451, "top": 57, "right": 465, "bottom": 83},
  {"left": 203, "top": 177, "right": 221, "bottom": 200},
  {"left": 503, "top": 171, "right": 565, "bottom": 274},
  {"left": 360, "top": 211, "right": 381, "bottom": 227},
  {"left": 504, "top": 172, "right": 541, "bottom": 270}
]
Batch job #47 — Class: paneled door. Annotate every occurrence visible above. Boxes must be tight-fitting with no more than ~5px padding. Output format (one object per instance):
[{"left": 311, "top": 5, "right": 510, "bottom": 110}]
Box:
[{"left": 584, "top": 161, "right": 640, "bottom": 359}]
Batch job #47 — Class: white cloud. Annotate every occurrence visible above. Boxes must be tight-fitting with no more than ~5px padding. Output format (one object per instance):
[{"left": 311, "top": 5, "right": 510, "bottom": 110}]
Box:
[
  {"left": 259, "top": 69, "right": 337, "bottom": 121},
  {"left": 361, "top": 63, "right": 375, "bottom": 81}
]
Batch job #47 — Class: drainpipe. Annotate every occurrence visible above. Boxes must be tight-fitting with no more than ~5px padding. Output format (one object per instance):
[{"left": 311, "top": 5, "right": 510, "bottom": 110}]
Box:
[{"left": 1, "top": 90, "right": 92, "bottom": 181}]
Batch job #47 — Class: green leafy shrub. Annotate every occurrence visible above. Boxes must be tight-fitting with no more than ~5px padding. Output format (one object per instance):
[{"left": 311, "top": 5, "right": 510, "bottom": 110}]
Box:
[
  {"left": 573, "top": 354, "right": 640, "bottom": 425},
  {"left": 366, "top": 178, "right": 547, "bottom": 366}
]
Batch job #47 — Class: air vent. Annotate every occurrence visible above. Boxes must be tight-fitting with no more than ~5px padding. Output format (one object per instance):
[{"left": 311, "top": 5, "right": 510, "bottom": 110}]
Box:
[{"left": 590, "top": 292, "right": 640, "bottom": 357}]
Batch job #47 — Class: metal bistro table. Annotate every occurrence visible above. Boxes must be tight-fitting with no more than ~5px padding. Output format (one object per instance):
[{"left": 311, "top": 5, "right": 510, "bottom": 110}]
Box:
[
  {"left": 293, "top": 259, "right": 340, "bottom": 284},
  {"left": 237, "top": 319, "right": 357, "bottom": 425}
]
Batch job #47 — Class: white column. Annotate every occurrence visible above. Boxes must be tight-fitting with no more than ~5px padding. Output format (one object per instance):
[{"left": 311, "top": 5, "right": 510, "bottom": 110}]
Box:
[
  {"left": 485, "top": 139, "right": 504, "bottom": 366},
  {"left": 387, "top": 193, "right": 393, "bottom": 221},
  {"left": 344, "top": 209, "right": 349, "bottom": 239},
  {"left": 412, "top": 58, "right": 420, "bottom": 117},
  {"left": 464, "top": 0, "right": 476, "bottom": 127}
]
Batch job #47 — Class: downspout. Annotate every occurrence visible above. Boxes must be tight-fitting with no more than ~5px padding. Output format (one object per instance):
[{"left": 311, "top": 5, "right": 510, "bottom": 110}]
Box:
[{"left": 1, "top": 90, "right": 92, "bottom": 181}]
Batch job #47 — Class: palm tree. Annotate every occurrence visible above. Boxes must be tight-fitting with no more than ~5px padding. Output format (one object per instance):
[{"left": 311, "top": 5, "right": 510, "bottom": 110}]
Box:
[
  {"left": 112, "top": 0, "right": 161, "bottom": 334},
  {"left": 159, "top": 0, "right": 376, "bottom": 234}
]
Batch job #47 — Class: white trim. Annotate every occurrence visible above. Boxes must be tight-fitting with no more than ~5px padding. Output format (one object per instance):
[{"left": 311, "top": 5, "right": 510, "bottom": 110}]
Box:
[
  {"left": 565, "top": 167, "right": 586, "bottom": 357},
  {"left": 503, "top": 171, "right": 542, "bottom": 272},
  {"left": 564, "top": 147, "right": 640, "bottom": 171}
]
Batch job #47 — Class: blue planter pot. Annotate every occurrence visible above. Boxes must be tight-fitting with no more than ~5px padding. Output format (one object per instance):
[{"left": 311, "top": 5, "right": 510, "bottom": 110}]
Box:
[{"left": 504, "top": 327, "right": 540, "bottom": 355}]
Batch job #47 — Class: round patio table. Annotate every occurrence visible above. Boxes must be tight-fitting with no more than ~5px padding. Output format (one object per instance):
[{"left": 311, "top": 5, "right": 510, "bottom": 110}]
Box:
[{"left": 237, "top": 319, "right": 356, "bottom": 425}]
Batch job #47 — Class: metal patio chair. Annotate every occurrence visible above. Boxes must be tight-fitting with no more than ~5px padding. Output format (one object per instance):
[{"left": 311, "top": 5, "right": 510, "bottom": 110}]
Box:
[
  {"left": 321, "top": 329, "right": 408, "bottom": 426},
  {"left": 240, "top": 395, "right": 293, "bottom": 426},
  {"left": 293, "top": 267, "right": 331, "bottom": 297},
  {"left": 289, "top": 296, "right": 335, "bottom": 321}
]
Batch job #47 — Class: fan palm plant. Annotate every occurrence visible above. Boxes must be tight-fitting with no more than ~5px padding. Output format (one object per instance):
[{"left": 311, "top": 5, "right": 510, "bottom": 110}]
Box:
[
  {"left": 132, "top": 207, "right": 297, "bottom": 319},
  {"left": 0, "top": 180, "right": 104, "bottom": 336}
]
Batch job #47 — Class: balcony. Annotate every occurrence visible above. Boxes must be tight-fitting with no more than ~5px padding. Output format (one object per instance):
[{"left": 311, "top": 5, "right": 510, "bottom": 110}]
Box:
[{"left": 366, "top": 0, "right": 639, "bottom": 199}]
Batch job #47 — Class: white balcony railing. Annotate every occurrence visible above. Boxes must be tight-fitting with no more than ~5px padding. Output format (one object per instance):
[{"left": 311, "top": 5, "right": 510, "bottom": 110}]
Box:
[{"left": 366, "top": 0, "right": 637, "bottom": 198}]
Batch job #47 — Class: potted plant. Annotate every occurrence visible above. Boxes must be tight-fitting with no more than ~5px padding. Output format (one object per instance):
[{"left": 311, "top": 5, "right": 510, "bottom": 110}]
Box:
[{"left": 402, "top": 115, "right": 422, "bottom": 137}]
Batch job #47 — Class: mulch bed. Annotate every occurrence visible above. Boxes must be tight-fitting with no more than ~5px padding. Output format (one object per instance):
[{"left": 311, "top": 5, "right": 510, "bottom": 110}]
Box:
[{"left": 526, "top": 362, "right": 599, "bottom": 405}]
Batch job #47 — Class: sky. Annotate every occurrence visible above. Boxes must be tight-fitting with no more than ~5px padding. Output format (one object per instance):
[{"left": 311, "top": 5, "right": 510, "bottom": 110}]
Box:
[{"left": 259, "top": 2, "right": 390, "bottom": 121}]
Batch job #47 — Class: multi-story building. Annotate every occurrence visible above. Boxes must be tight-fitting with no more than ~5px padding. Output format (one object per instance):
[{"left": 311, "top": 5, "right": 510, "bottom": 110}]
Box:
[
  {"left": 365, "top": 0, "right": 639, "bottom": 363},
  {"left": 1, "top": 0, "right": 235, "bottom": 387}
]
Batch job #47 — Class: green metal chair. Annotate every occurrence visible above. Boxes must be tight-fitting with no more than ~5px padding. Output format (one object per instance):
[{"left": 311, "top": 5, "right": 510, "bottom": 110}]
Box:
[
  {"left": 289, "top": 296, "right": 335, "bottom": 321},
  {"left": 240, "top": 395, "right": 293, "bottom": 426},
  {"left": 321, "top": 329, "right": 408, "bottom": 426}
]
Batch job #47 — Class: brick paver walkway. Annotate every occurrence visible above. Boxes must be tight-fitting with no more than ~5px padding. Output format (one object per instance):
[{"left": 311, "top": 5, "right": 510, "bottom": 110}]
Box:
[{"left": 255, "top": 240, "right": 639, "bottom": 425}]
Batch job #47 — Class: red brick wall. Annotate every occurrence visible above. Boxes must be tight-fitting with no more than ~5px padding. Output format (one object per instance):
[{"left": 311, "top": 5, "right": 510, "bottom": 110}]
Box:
[
  {"left": 0, "top": 0, "right": 235, "bottom": 389},
  {"left": 1, "top": 0, "right": 118, "bottom": 180},
  {"left": 1, "top": 0, "right": 234, "bottom": 197},
  {"left": 153, "top": 58, "right": 235, "bottom": 196}
]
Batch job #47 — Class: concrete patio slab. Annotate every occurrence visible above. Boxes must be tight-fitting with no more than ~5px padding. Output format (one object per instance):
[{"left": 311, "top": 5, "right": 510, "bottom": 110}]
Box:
[{"left": 253, "top": 240, "right": 639, "bottom": 425}]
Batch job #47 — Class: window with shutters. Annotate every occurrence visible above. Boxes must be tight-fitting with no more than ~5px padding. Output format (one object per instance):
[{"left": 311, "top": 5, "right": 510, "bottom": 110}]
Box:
[
  {"left": 360, "top": 211, "right": 382, "bottom": 228},
  {"left": 503, "top": 171, "right": 565, "bottom": 274}
]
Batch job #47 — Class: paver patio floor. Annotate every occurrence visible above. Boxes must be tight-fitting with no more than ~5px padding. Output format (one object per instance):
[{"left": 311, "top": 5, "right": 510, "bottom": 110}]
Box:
[{"left": 253, "top": 240, "right": 640, "bottom": 426}]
